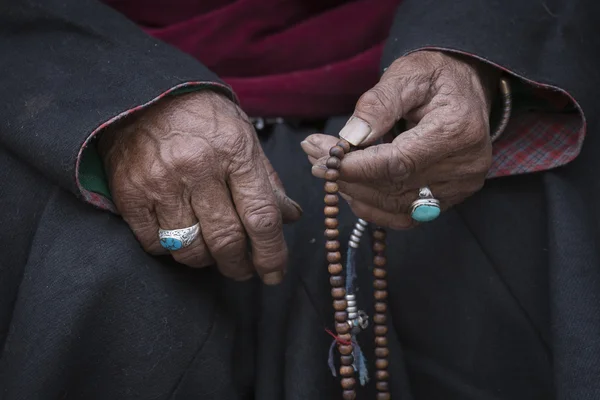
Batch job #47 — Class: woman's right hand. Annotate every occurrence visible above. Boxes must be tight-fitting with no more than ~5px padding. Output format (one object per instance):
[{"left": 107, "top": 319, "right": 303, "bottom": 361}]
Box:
[{"left": 98, "top": 90, "right": 302, "bottom": 285}]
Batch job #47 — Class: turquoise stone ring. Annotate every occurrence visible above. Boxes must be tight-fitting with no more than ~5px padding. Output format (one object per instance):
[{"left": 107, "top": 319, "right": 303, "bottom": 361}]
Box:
[
  {"left": 158, "top": 223, "right": 200, "bottom": 251},
  {"left": 410, "top": 187, "right": 441, "bottom": 223}
]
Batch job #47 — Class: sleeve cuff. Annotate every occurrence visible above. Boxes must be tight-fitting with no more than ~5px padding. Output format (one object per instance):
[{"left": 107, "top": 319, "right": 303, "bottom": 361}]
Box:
[
  {"left": 405, "top": 47, "right": 586, "bottom": 179},
  {"left": 76, "top": 81, "right": 236, "bottom": 213}
]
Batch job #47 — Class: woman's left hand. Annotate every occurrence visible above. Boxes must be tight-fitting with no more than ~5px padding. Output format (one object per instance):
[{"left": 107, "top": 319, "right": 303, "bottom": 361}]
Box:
[{"left": 301, "top": 50, "right": 498, "bottom": 229}]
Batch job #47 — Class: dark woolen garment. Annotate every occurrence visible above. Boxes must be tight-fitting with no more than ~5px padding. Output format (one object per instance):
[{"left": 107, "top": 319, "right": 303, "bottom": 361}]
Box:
[
  {"left": 103, "top": 0, "right": 401, "bottom": 117},
  {"left": 1, "top": 0, "right": 599, "bottom": 399}
]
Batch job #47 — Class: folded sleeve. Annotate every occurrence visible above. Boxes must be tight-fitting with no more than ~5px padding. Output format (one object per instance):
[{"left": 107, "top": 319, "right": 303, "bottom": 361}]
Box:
[
  {"left": 383, "top": 0, "right": 596, "bottom": 178},
  {"left": 0, "top": 0, "right": 235, "bottom": 212}
]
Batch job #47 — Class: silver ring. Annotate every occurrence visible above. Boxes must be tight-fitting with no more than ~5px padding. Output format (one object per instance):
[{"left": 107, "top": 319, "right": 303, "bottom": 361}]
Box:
[
  {"left": 158, "top": 223, "right": 200, "bottom": 251},
  {"left": 410, "top": 186, "right": 441, "bottom": 222}
]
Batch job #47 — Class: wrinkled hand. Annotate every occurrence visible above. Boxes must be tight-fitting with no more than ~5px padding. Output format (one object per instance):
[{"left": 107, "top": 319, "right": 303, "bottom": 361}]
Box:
[
  {"left": 301, "top": 51, "right": 497, "bottom": 229},
  {"left": 99, "top": 91, "right": 302, "bottom": 284}
]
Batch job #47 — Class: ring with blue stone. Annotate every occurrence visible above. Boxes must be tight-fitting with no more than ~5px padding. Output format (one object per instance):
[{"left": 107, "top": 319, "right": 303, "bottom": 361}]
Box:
[
  {"left": 158, "top": 223, "right": 200, "bottom": 251},
  {"left": 410, "top": 187, "right": 441, "bottom": 222}
]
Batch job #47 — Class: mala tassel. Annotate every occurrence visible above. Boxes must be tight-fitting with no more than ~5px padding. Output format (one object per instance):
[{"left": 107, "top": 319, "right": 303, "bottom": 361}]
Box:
[
  {"left": 353, "top": 342, "right": 370, "bottom": 386},
  {"left": 328, "top": 340, "right": 338, "bottom": 377}
]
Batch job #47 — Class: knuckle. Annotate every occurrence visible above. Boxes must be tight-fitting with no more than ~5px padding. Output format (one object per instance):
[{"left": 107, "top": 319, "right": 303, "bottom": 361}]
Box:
[
  {"left": 206, "top": 226, "right": 246, "bottom": 257},
  {"left": 388, "top": 145, "right": 415, "bottom": 181},
  {"left": 245, "top": 206, "right": 282, "bottom": 238},
  {"left": 357, "top": 87, "right": 395, "bottom": 117}
]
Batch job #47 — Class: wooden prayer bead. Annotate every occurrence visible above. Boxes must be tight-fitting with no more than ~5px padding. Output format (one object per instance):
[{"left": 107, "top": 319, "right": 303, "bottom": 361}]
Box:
[
  {"left": 373, "top": 241, "right": 386, "bottom": 252},
  {"left": 324, "top": 206, "right": 339, "bottom": 217},
  {"left": 374, "top": 255, "right": 387, "bottom": 267},
  {"left": 333, "top": 300, "right": 347, "bottom": 311},
  {"left": 376, "top": 370, "right": 389, "bottom": 381},
  {"left": 374, "top": 290, "right": 388, "bottom": 301},
  {"left": 375, "top": 337, "right": 388, "bottom": 347},
  {"left": 330, "top": 276, "right": 344, "bottom": 288},
  {"left": 342, "top": 390, "right": 357, "bottom": 400},
  {"left": 329, "top": 145, "right": 345, "bottom": 159},
  {"left": 331, "top": 287, "right": 346, "bottom": 299},
  {"left": 326, "top": 240, "right": 340, "bottom": 251},
  {"left": 340, "top": 366, "right": 355, "bottom": 377},
  {"left": 325, "top": 218, "right": 339, "bottom": 229},
  {"left": 337, "top": 140, "right": 351, "bottom": 153},
  {"left": 376, "top": 381, "right": 389, "bottom": 392},
  {"left": 376, "top": 392, "right": 390, "bottom": 400},
  {"left": 340, "top": 355, "right": 354, "bottom": 365},
  {"left": 374, "top": 302, "right": 387, "bottom": 313},
  {"left": 328, "top": 263, "right": 343, "bottom": 275},
  {"left": 338, "top": 344, "right": 353, "bottom": 355},
  {"left": 325, "top": 181, "right": 339, "bottom": 193},
  {"left": 373, "top": 268, "right": 387, "bottom": 279},
  {"left": 341, "top": 378, "right": 356, "bottom": 390},
  {"left": 325, "top": 229, "right": 339, "bottom": 239},
  {"left": 335, "top": 311, "right": 347, "bottom": 322},
  {"left": 373, "top": 279, "right": 387, "bottom": 289},
  {"left": 373, "top": 313, "right": 386, "bottom": 324},
  {"left": 325, "top": 169, "right": 340, "bottom": 181},
  {"left": 324, "top": 194, "right": 339, "bottom": 205},
  {"left": 336, "top": 323, "right": 351, "bottom": 335},
  {"left": 373, "top": 229, "right": 386, "bottom": 241},
  {"left": 375, "top": 347, "right": 389, "bottom": 358},
  {"left": 327, "top": 251, "right": 342, "bottom": 263},
  {"left": 338, "top": 333, "right": 352, "bottom": 342},
  {"left": 326, "top": 156, "right": 342, "bottom": 169},
  {"left": 374, "top": 325, "right": 388, "bottom": 336},
  {"left": 375, "top": 358, "right": 389, "bottom": 369}
]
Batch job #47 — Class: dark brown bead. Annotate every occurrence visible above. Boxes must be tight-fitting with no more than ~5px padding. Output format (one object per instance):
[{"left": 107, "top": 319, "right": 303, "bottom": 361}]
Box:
[
  {"left": 333, "top": 300, "right": 347, "bottom": 311},
  {"left": 373, "top": 241, "right": 386, "bottom": 252},
  {"left": 376, "top": 381, "right": 389, "bottom": 392},
  {"left": 324, "top": 217, "right": 338, "bottom": 229},
  {"left": 326, "top": 156, "right": 342, "bottom": 169},
  {"left": 373, "top": 313, "right": 386, "bottom": 324},
  {"left": 373, "top": 268, "right": 387, "bottom": 279},
  {"left": 375, "top": 347, "right": 389, "bottom": 358},
  {"left": 324, "top": 206, "right": 339, "bottom": 217},
  {"left": 374, "top": 325, "right": 388, "bottom": 336},
  {"left": 334, "top": 311, "right": 347, "bottom": 322},
  {"left": 326, "top": 240, "right": 340, "bottom": 251},
  {"left": 376, "top": 392, "right": 391, "bottom": 400},
  {"left": 373, "top": 279, "right": 387, "bottom": 290},
  {"left": 340, "top": 355, "right": 354, "bottom": 365},
  {"left": 375, "top": 336, "right": 388, "bottom": 347},
  {"left": 376, "top": 370, "right": 389, "bottom": 381},
  {"left": 373, "top": 229, "right": 386, "bottom": 241},
  {"left": 375, "top": 358, "right": 389, "bottom": 369},
  {"left": 331, "top": 287, "right": 346, "bottom": 299},
  {"left": 336, "top": 322, "right": 351, "bottom": 335},
  {"left": 324, "top": 193, "right": 339, "bottom": 205},
  {"left": 324, "top": 181, "right": 339, "bottom": 193},
  {"left": 374, "top": 290, "right": 388, "bottom": 301},
  {"left": 330, "top": 275, "right": 344, "bottom": 287},
  {"left": 340, "top": 365, "right": 355, "bottom": 377},
  {"left": 338, "top": 344, "right": 353, "bottom": 355},
  {"left": 341, "top": 377, "right": 356, "bottom": 390},
  {"left": 324, "top": 169, "right": 340, "bottom": 181},
  {"left": 338, "top": 333, "right": 352, "bottom": 341},
  {"left": 324, "top": 229, "right": 339, "bottom": 239},
  {"left": 337, "top": 140, "right": 351, "bottom": 153},
  {"left": 374, "top": 255, "right": 387, "bottom": 267},
  {"left": 327, "top": 251, "right": 342, "bottom": 263},
  {"left": 329, "top": 145, "right": 345, "bottom": 159},
  {"left": 328, "top": 263, "right": 343, "bottom": 275},
  {"left": 374, "top": 302, "right": 387, "bottom": 313},
  {"left": 342, "top": 390, "right": 357, "bottom": 400}
]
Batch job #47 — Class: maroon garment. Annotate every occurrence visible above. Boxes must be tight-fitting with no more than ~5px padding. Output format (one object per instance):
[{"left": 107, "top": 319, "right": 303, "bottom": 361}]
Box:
[{"left": 103, "top": 0, "right": 400, "bottom": 117}]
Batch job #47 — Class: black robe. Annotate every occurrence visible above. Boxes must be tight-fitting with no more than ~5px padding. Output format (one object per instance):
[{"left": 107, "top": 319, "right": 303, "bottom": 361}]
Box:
[{"left": 1, "top": 0, "right": 599, "bottom": 399}]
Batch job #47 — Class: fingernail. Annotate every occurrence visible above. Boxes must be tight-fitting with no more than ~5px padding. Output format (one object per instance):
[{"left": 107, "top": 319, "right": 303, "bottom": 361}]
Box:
[
  {"left": 300, "top": 140, "right": 319, "bottom": 158},
  {"left": 263, "top": 271, "right": 284, "bottom": 285},
  {"left": 339, "top": 117, "right": 371, "bottom": 146},
  {"left": 339, "top": 192, "right": 353, "bottom": 205},
  {"left": 288, "top": 197, "right": 303, "bottom": 215},
  {"left": 311, "top": 165, "right": 326, "bottom": 178}
]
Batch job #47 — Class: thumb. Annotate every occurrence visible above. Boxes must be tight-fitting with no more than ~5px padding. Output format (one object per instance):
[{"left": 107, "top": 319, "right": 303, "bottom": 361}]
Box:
[
  {"left": 260, "top": 153, "right": 303, "bottom": 224},
  {"left": 339, "top": 61, "right": 432, "bottom": 146}
]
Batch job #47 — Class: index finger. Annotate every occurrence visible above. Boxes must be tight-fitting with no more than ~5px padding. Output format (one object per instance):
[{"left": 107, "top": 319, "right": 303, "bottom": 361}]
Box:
[{"left": 228, "top": 150, "right": 287, "bottom": 285}]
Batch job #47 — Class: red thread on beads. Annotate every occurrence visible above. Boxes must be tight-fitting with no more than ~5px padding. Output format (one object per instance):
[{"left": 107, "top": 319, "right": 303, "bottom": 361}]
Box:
[{"left": 325, "top": 328, "right": 352, "bottom": 346}]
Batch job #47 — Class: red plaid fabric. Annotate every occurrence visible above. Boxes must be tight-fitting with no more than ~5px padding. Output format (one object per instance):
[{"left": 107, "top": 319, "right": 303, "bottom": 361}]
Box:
[{"left": 77, "top": 69, "right": 585, "bottom": 212}]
